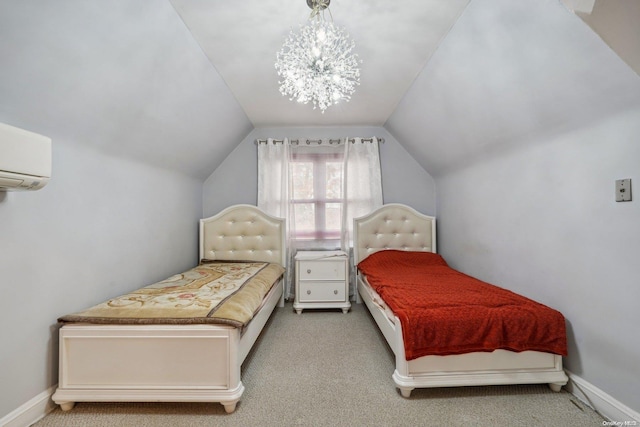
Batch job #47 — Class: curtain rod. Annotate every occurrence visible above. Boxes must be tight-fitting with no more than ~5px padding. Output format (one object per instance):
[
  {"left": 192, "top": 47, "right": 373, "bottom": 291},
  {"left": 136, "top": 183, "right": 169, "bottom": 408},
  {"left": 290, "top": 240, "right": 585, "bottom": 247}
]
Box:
[{"left": 254, "top": 137, "right": 385, "bottom": 145}]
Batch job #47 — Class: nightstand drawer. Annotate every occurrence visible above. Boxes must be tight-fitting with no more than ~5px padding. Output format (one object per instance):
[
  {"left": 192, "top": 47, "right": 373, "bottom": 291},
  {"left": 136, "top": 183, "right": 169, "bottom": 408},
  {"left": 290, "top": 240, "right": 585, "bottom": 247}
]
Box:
[
  {"left": 298, "top": 281, "right": 346, "bottom": 302},
  {"left": 298, "top": 260, "right": 346, "bottom": 281},
  {"left": 293, "top": 250, "right": 350, "bottom": 314}
]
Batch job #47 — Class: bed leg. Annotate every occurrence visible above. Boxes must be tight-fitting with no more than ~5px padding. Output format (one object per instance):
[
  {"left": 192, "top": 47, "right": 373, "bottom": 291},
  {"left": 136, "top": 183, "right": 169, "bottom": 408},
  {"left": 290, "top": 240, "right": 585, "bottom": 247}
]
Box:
[
  {"left": 399, "top": 387, "right": 413, "bottom": 398},
  {"left": 59, "top": 402, "right": 75, "bottom": 411},
  {"left": 221, "top": 401, "right": 238, "bottom": 413},
  {"left": 549, "top": 383, "right": 563, "bottom": 392}
]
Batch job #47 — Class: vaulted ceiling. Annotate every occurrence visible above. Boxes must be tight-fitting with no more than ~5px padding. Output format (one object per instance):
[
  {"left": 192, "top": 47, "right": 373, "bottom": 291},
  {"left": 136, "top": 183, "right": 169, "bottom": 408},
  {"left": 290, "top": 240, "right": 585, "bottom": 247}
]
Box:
[
  {"left": 1, "top": 0, "right": 639, "bottom": 180},
  {"left": 387, "top": 0, "right": 640, "bottom": 176},
  {"left": 169, "top": 0, "right": 471, "bottom": 127}
]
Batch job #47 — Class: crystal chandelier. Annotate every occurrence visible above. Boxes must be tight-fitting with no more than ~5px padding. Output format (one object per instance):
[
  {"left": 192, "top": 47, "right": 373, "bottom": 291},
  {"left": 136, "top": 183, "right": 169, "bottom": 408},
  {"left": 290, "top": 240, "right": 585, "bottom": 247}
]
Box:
[{"left": 275, "top": 0, "right": 361, "bottom": 113}]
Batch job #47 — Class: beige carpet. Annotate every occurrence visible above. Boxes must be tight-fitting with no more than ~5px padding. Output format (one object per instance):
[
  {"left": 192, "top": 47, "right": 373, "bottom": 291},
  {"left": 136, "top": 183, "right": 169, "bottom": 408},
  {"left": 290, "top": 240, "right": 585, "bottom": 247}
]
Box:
[{"left": 36, "top": 303, "right": 605, "bottom": 427}]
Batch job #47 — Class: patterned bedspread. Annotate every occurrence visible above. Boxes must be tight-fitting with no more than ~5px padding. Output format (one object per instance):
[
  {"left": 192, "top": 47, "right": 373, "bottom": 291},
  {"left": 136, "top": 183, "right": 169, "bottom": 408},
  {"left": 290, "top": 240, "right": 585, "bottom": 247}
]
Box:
[{"left": 58, "top": 261, "right": 285, "bottom": 329}]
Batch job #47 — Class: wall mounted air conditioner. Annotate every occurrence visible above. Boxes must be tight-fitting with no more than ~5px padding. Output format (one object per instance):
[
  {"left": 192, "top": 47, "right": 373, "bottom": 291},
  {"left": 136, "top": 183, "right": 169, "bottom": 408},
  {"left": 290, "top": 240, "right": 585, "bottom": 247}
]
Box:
[{"left": 0, "top": 122, "right": 51, "bottom": 191}]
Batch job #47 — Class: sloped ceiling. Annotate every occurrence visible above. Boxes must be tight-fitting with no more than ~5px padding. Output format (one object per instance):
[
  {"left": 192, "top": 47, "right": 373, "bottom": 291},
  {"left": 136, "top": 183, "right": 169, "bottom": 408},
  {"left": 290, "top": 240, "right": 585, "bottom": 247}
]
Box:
[
  {"left": 0, "top": 0, "right": 252, "bottom": 179},
  {"left": 169, "top": 0, "right": 470, "bottom": 127},
  {"left": 1, "top": 0, "right": 639, "bottom": 179},
  {"left": 386, "top": 0, "right": 640, "bottom": 176},
  {"left": 573, "top": 0, "right": 640, "bottom": 75}
]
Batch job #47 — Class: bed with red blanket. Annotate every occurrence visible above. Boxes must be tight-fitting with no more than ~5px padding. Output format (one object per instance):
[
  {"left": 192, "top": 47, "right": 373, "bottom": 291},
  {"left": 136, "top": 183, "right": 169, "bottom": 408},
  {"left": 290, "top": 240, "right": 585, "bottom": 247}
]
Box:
[{"left": 353, "top": 204, "right": 568, "bottom": 397}]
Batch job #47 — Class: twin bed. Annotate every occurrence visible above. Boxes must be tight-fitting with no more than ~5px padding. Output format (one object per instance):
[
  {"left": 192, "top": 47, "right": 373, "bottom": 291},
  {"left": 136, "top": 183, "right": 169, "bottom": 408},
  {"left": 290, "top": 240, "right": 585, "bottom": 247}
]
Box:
[
  {"left": 52, "top": 203, "right": 568, "bottom": 413},
  {"left": 353, "top": 204, "right": 568, "bottom": 397},
  {"left": 52, "top": 204, "right": 286, "bottom": 413}
]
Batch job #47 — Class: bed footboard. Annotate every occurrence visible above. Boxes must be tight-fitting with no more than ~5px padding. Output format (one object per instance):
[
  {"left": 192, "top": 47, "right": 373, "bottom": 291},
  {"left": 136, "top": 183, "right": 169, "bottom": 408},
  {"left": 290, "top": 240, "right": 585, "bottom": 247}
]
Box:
[
  {"left": 53, "top": 276, "right": 283, "bottom": 413},
  {"left": 52, "top": 324, "right": 244, "bottom": 413}
]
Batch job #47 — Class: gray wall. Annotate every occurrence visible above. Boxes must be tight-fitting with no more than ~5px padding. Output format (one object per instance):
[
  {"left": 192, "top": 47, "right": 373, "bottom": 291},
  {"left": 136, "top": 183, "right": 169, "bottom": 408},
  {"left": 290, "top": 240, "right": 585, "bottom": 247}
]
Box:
[
  {"left": 436, "top": 107, "right": 640, "bottom": 412},
  {"left": 0, "top": 139, "right": 202, "bottom": 418},
  {"left": 0, "top": 0, "right": 253, "bottom": 181},
  {"left": 0, "top": 1, "right": 216, "bottom": 418},
  {"left": 203, "top": 126, "right": 436, "bottom": 218}
]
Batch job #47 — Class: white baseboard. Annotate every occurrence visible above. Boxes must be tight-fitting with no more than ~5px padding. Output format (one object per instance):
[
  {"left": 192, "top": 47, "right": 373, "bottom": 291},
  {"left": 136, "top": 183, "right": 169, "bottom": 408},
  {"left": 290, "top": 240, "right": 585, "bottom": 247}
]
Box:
[
  {"left": 566, "top": 371, "right": 640, "bottom": 423},
  {"left": 0, "top": 385, "right": 57, "bottom": 427}
]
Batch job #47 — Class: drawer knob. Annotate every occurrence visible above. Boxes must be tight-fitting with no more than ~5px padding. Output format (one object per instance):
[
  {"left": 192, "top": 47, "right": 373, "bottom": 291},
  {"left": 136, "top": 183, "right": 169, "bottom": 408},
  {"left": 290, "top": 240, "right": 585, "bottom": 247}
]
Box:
[
  {"left": 307, "top": 290, "right": 311, "bottom": 295},
  {"left": 307, "top": 269, "right": 311, "bottom": 274},
  {"left": 334, "top": 290, "right": 338, "bottom": 295}
]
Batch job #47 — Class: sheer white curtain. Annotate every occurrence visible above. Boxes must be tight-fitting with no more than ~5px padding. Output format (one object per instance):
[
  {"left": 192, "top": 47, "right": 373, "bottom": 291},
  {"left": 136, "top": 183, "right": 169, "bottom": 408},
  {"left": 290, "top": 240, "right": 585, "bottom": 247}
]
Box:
[
  {"left": 257, "top": 138, "right": 296, "bottom": 299},
  {"left": 257, "top": 136, "right": 382, "bottom": 301},
  {"left": 341, "top": 137, "right": 383, "bottom": 298},
  {"left": 257, "top": 138, "right": 289, "bottom": 218}
]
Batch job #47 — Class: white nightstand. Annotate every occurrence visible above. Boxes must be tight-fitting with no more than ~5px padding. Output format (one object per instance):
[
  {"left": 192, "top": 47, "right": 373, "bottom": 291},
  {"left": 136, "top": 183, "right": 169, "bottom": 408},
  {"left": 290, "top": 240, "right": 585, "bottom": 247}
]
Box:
[{"left": 293, "top": 250, "right": 350, "bottom": 314}]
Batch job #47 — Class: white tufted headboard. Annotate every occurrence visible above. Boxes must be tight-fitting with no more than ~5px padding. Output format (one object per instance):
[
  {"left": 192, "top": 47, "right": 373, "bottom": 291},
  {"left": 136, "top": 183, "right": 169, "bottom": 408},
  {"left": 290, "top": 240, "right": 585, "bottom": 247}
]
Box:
[
  {"left": 353, "top": 204, "right": 436, "bottom": 265},
  {"left": 199, "top": 205, "right": 286, "bottom": 267}
]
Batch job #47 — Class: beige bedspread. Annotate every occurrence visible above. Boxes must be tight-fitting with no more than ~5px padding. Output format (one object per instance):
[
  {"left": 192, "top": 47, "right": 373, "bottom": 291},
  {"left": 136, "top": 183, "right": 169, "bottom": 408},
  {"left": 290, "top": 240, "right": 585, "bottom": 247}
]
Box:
[{"left": 58, "top": 261, "right": 284, "bottom": 329}]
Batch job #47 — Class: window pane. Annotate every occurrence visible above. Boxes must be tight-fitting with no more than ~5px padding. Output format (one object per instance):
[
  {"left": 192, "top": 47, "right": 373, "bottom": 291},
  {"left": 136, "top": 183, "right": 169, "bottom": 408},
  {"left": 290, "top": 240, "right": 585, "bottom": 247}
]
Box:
[
  {"left": 294, "top": 203, "right": 315, "bottom": 234},
  {"left": 326, "top": 162, "right": 342, "bottom": 199},
  {"left": 291, "top": 162, "right": 314, "bottom": 199},
  {"left": 325, "top": 203, "right": 342, "bottom": 232}
]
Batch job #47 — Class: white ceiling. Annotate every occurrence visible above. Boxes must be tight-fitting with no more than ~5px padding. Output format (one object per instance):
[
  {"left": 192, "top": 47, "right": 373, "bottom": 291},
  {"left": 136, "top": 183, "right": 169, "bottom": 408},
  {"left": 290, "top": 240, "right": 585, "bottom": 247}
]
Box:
[
  {"left": 0, "top": 0, "right": 252, "bottom": 179},
  {"left": 1, "top": 0, "right": 639, "bottom": 180},
  {"left": 170, "top": 0, "right": 470, "bottom": 127},
  {"left": 387, "top": 0, "right": 640, "bottom": 176}
]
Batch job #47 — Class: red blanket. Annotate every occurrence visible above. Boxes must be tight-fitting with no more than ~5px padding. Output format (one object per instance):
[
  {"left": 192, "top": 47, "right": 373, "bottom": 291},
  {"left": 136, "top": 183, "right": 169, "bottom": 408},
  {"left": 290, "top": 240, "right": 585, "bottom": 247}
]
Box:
[{"left": 357, "top": 250, "right": 567, "bottom": 360}]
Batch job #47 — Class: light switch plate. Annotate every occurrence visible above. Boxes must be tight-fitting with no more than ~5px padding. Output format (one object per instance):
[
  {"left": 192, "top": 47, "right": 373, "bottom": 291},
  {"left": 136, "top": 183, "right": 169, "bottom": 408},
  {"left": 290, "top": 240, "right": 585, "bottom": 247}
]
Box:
[{"left": 616, "top": 179, "right": 632, "bottom": 202}]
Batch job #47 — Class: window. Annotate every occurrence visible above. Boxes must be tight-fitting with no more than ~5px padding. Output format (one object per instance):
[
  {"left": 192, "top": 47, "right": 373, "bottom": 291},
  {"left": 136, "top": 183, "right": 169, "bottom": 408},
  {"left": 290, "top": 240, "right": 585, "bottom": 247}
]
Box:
[
  {"left": 290, "top": 151, "right": 343, "bottom": 242},
  {"left": 257, "top": 137, "right": 382, "bottom": 299}
]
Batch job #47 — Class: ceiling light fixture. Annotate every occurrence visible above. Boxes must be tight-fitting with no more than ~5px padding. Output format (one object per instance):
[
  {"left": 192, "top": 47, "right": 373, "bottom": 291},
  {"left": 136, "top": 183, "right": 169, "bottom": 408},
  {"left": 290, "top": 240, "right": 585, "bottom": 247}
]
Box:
[{"left": 275, "top": 0, "right": 361, "bottom": 113}]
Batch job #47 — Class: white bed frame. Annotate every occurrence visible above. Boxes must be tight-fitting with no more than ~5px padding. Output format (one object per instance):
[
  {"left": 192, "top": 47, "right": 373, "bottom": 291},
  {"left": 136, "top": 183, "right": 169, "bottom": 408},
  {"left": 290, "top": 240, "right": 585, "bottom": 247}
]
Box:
[
  {"left": 52, "top": 204, "right": 286, "bottom": 414},
  {"left": 353, "top": 204, "right": 568, "bottom": 398}
]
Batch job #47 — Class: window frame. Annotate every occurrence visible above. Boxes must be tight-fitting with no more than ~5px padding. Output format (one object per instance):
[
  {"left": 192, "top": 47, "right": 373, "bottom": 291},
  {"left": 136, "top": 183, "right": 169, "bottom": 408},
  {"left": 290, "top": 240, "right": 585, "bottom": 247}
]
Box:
[{"left": 289, "top": 150, "right": 344, "bottom": 242}]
